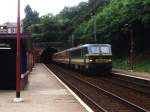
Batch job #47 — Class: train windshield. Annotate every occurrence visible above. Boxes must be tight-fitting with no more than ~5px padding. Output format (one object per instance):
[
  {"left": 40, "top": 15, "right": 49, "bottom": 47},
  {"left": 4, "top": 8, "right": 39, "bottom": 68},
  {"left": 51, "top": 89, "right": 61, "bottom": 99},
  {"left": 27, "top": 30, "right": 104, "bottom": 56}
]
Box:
[
  {"left": 90, "top": 46, "right": 100, "bottom": 54},
  {"left": 89, "top": 45, "right": 111, "bottom": 54},
  {"left": 100, "top": 46, "right": 110, "bottom": 54}
]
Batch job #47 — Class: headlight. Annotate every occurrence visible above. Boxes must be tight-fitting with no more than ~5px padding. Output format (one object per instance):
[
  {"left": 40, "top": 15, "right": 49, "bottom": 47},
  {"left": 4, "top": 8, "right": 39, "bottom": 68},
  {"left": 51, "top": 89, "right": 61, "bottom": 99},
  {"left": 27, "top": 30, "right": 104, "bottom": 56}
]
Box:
[
  {"left": 108, "top": 59, "right": 112, "bottom": 62},
  {"left": 89, "top": 59, "right": 93, "bottom": 62}
]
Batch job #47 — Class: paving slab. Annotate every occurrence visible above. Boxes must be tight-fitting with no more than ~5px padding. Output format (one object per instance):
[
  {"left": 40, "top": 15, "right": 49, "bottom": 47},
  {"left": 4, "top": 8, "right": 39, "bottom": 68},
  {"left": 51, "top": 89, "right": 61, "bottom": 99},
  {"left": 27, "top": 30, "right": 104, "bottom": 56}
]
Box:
[{"left": 0, "top": 63, "right": 89, "bottom": 112}]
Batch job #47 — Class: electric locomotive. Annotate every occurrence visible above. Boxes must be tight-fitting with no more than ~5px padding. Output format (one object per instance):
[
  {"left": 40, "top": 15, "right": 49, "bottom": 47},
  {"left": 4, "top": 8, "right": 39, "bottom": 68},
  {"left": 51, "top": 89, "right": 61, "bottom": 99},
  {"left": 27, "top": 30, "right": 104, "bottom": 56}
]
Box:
[{"left": 52, "top": 44, "right": 112, "bottom": 73}]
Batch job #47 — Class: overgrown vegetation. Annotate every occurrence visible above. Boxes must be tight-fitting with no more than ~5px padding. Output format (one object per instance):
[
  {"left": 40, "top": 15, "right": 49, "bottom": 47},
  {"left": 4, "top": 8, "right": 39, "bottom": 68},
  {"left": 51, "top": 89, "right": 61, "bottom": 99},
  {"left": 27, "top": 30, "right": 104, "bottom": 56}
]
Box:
[
  {"left": 113, "top": 58, "right": 130, "bottom": 70},
  {"left": 113, "top": 58, "right": 150, "bottom": 73},
  {"left": 73, "top": 0, "right": 150, "bottom": 56}
]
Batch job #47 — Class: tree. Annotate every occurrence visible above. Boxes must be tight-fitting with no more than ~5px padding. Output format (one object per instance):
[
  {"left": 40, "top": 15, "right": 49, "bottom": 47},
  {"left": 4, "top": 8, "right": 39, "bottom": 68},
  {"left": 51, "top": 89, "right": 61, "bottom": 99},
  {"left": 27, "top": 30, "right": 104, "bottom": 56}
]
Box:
[
  {"left": 72, "top": 0, "right": 150, "bottom": 56},
  {"left": 22, "top": 5, "right": 40, "bottom": 33},
  {"left": 39, "top": 14, "right": 61, "bottom": 41}
]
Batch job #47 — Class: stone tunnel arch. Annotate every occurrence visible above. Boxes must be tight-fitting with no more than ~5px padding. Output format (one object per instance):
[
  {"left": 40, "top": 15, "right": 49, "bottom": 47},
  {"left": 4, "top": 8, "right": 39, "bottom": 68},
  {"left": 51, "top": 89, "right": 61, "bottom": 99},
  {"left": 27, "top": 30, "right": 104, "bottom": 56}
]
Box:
[{"left": 40, "top": 47, "right": 57, "bottom": 63}]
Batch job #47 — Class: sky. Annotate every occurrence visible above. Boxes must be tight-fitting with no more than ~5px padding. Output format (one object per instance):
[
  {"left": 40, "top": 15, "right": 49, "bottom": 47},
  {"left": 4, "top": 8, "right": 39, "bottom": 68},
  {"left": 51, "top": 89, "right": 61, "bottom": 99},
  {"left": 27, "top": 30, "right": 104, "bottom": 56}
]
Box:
[{"left": 0, "top": 0, "right": 88, "bottom": 24}]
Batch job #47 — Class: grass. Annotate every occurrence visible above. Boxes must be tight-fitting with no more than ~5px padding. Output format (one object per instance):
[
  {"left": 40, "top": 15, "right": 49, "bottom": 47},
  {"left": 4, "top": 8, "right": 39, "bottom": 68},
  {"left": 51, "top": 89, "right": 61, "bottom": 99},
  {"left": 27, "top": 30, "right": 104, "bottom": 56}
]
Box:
[
  {"left": 134, "top": 62, "right": 150, "bottom": 73},
  {"left": 113, "top": 58, "right": 150, "bottom": 73}
]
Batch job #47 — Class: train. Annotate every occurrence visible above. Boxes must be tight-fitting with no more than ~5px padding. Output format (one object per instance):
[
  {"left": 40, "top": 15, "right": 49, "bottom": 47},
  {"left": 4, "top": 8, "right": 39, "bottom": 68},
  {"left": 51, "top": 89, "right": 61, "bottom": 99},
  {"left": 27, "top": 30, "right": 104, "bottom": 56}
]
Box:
[{"left": 52, "top": 44, "right": 112, "bottom": 73}]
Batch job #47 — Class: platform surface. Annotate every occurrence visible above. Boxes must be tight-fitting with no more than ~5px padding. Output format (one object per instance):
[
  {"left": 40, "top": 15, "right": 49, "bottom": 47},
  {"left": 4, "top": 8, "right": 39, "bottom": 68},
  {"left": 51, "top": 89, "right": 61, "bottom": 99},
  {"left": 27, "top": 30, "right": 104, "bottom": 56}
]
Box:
[
  {"left": 0, "top": 63, "right": 88, "bottom": 112},
  {"left": 113, "top": 68, "right": 150, "bottom": 81}
]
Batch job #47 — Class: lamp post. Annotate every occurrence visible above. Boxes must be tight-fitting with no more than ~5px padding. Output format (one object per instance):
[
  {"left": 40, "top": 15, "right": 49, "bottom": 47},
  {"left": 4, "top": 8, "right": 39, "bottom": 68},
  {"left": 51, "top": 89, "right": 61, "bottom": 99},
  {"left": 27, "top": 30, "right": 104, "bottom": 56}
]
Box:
[
  {"left": 130, "top": 29, "right": 134, "bottom": 71},
  {"left": 71, "top": 34, "right": 74, "bottom": 47},
  {"left": 90, "top": 12, "right": 97, "bottom": 43},
  {"left": 124, "top": 24, "right": 134, "bottom": 71},
  {"left": 93, "top": 20, "right": 97, "bottom": 42},
  {"left": 13, "top": 0, "right": 22, "bottom": 102}
]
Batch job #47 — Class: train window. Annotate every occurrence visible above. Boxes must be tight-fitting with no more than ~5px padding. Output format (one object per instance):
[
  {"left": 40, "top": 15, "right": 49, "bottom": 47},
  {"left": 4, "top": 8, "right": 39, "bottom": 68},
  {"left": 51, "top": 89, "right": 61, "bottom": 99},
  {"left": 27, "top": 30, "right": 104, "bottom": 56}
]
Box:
[
  {"left": 90, "top": 46, "right": 100, "bottom": 54},
  {"left": 83, "top": 47, "right": 88, "bottom": 54},
  {"left": 100, "top": 46, "right": 110, "bottom": 53},
  {"left": 71, "top": 49, "right": 81, "bottom": 58}
]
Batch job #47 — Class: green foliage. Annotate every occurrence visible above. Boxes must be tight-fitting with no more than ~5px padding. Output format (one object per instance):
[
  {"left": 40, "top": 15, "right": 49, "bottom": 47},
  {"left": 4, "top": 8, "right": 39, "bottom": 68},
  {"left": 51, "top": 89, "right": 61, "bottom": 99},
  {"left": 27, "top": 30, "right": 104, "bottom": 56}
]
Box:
[
  {"left": 58, "top": 2, "right": 90, "bottom": 35},
  {"left": 134, "top": 62, "right": 150, "bottom": 73},
  {"left": 33, "top": 14, "right": 64, "bottom": 42},
  {"left": 113, "top": 58, "right": 150, "bottom": 73},
  {"left": 73, "top": 0, "right": 150, "bottom": 55},
  {"left": 113, "top": 58, "right": 130, "bottom": 70},
  {"left": 23, "top": 5, "right": 40, "bottom": 33}
]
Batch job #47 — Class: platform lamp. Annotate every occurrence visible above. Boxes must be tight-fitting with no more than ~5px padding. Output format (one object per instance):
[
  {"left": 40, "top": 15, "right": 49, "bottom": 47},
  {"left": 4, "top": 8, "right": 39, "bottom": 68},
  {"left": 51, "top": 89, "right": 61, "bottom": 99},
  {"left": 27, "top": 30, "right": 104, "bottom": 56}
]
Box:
[
  {"left": 13, "top": 0, "right": 23, "bottom": 102},
  {"left": 124, "top": 23, "right": 134, "bottom": 71}
]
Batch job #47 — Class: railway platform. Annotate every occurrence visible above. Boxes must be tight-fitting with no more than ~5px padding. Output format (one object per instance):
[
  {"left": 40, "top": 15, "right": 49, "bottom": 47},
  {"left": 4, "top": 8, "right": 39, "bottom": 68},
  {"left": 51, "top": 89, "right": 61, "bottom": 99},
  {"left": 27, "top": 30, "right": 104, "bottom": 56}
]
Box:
[
  {"left": 0, "top": 63, "right": 90, "bottom": 112},
  {"left": 112, "top": 68, "right": 150, "bottom": 81}
]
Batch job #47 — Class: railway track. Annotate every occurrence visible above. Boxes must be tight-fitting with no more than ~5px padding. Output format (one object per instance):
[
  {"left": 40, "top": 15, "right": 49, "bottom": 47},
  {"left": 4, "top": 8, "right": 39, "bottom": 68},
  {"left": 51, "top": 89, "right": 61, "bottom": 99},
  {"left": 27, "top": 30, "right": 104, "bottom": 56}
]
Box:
[
  {"left": 47, "top": 64, "right": 150, "bottom": 112},
  {"left": 108, "top": 74, "right": 150, "bottom": 94}
]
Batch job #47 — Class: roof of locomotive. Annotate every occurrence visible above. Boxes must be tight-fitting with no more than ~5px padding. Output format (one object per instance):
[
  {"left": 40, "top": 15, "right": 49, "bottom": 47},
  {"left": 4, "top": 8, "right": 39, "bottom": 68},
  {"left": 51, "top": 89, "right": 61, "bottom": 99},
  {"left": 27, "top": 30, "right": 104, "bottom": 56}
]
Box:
[
  {"left": 69, "top": 44, "right": 111, "bottom": 51},
  {"left": 81, "top": 44, "right": 111, "bottom": 47},
  {"left": 53, "top": 44, "right": 111, "bottom": 55}
]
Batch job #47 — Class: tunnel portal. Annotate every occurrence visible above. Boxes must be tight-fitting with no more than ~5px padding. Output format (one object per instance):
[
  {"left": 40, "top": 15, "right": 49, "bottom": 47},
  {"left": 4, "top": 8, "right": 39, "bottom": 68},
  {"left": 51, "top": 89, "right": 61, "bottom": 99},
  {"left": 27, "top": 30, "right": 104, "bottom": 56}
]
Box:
[{"left": 40, "top": 47, "right": 57, "bottom": 63}]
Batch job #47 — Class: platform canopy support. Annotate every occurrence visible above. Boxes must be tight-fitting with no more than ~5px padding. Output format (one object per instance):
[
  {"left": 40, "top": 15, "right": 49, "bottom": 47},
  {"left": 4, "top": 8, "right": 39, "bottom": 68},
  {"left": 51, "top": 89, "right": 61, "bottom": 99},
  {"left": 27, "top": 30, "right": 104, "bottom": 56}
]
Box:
[{"left": 13, "top": 0, "right": 23, "bottom": 102}]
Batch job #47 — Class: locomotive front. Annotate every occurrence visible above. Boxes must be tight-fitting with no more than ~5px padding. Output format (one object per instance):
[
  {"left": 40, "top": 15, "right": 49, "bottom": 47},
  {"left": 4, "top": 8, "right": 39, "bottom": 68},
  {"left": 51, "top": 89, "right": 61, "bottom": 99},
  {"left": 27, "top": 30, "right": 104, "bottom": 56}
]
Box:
[{"left": 85, "top": 44, "right": 112, "bottom": 72}]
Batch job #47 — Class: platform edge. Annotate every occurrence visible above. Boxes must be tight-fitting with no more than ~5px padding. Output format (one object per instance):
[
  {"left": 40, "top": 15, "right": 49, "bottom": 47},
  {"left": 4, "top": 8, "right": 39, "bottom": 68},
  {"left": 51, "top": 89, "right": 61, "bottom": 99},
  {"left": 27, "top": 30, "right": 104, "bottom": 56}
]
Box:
[{"left": 43, "top": 64, "right": 94, "bottom": 112}]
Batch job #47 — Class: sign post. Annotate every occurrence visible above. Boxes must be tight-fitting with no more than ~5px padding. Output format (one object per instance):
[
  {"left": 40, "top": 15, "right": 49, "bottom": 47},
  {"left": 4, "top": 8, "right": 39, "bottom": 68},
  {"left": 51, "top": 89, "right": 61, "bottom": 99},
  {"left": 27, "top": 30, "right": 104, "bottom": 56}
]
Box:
[{"left": 13, "top": 0, "right": 22, "bottom": 102}]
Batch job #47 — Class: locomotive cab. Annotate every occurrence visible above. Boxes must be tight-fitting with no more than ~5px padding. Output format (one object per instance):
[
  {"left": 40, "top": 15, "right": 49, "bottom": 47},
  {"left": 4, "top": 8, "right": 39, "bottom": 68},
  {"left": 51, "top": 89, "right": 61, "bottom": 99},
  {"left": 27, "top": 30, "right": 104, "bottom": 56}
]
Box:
[{"left": 84, "top": 44, "right": 112, "bottom": 72}]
